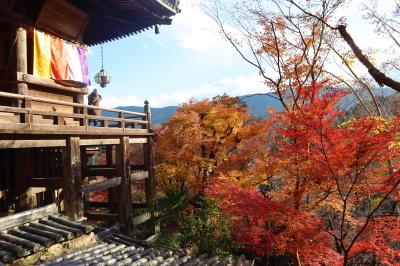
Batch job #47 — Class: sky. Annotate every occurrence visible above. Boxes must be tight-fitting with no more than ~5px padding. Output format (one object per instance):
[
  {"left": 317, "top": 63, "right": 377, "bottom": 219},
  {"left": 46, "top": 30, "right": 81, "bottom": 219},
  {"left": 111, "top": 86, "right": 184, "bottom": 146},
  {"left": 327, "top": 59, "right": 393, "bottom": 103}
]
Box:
[{"left": 86, "top": 0, "right": 396, "bottom": 108}]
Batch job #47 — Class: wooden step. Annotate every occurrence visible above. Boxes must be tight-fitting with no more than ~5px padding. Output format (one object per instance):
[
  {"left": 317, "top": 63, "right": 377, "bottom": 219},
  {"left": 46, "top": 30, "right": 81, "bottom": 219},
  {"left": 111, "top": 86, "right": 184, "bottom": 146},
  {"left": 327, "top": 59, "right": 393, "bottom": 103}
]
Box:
[
  {"left": 131, "top": 171, "right": 149, "bottom": 181},
  {"left": 82, "top": 177, "right": 122, "bottom": 193}
]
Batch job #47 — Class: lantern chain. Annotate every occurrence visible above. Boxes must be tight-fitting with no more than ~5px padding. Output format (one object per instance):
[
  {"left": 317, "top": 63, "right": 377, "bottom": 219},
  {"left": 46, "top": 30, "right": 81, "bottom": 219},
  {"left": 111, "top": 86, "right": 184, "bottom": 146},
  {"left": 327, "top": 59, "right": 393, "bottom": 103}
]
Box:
[{"left": 101, "top": 45, "right": 104, "bottom": 69}]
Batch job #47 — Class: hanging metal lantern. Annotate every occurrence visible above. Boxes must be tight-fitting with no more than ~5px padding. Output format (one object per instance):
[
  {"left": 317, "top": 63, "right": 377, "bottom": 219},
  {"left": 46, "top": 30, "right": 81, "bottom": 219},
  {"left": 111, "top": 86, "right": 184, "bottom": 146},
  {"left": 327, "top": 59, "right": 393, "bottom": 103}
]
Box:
[
  {"left": 94, "top": 46, "right": 111, "bottom": 88},
  {"left": 94, "top": 69, "right": 111, "bottom": 88}
]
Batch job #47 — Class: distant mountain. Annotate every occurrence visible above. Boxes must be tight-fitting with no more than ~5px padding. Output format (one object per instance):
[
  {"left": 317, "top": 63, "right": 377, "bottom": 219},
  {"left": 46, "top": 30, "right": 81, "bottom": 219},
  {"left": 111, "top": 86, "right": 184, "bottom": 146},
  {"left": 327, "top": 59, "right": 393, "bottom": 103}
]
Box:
[
  {"left": 241, "top": 93, "right": 282, "bottom": 117},
  {"left": 113, "top": 89, "right": 398, "bottom": 125},
  {"left": 114, "top": 93, "right": 281, "bottom": 125},
  {"left": 114, "top": 105, "right": 178, "bottom": 125}
]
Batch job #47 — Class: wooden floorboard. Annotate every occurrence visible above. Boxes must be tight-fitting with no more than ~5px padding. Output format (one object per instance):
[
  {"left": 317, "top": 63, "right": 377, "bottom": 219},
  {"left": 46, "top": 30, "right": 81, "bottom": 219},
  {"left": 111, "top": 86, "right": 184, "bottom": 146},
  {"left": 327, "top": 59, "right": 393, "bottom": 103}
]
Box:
[{"left": 0, "top": 123, "right": 152, "bottom": 136}]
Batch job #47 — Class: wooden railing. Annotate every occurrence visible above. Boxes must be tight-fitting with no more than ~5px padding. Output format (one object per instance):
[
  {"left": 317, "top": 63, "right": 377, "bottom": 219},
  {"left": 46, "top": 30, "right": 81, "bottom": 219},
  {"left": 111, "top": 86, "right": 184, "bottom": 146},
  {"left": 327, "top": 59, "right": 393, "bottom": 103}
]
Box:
[{"left": 0, "top": 91, "right": 152, "bottom": 135}]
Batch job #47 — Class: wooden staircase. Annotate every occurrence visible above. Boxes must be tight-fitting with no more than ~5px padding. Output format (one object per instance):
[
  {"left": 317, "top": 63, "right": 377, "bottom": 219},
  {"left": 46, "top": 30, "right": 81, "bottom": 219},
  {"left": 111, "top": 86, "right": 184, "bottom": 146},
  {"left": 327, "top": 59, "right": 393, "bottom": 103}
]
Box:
[{"left": 80, "top": 138, "right": 155, "bottom": 232}]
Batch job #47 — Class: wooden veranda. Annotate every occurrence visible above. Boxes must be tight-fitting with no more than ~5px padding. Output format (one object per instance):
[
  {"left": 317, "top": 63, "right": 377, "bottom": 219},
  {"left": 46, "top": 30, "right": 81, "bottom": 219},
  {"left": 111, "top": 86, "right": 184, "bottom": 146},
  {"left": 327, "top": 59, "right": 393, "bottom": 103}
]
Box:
[
  {"left": 0, "top": 0, "right": 179, "bottom": 234},
  {"left": 0, "top": 90, "right": 156, "bottom": 234}
]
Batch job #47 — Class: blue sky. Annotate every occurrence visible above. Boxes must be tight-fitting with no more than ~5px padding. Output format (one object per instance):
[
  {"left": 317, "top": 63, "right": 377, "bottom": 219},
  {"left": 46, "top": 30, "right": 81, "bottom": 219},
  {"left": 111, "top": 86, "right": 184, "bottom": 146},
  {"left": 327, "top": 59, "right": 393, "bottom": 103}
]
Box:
[
  {"left": 86, "top": 0, "right": 396, "bottom": 108},
  {"left": 87, "top": 0, "right": 266, "bottom": 108}
]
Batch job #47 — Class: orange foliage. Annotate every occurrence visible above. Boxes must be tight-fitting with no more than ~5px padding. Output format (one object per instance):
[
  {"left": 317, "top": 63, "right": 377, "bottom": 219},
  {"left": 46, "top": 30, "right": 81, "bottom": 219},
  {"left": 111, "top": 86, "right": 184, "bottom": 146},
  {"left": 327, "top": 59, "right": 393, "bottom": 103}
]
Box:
[
  {"left": 203, "top": 82, "right": 400, "bottom": 264},
  {"left": 156, "top": 96, "right": 276, "bottom": 194}
]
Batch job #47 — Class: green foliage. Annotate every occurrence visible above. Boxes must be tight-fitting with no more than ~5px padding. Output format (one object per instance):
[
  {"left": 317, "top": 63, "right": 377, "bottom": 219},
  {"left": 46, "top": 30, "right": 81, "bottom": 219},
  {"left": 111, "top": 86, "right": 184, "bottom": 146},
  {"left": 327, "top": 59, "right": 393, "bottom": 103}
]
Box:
[
  {"left": 155, "top": 232, "right": 184, "bottom": 251},
  {"left": 155, "top": 198, "right": 236, "bottom": 256},
  {"left": 181, "top": 199, "right": 236, "bottom": 255},
  {"left": 154, "top": 191, "right": 192, "bottom": 225}
]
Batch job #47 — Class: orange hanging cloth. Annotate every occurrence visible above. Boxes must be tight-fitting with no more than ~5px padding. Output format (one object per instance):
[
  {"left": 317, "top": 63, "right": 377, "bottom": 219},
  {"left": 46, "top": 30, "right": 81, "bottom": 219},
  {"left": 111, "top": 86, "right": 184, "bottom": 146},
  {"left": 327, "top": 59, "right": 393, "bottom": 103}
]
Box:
[
  {"left": 51, "top": 36, "right": 68, "bottom": 80},
  {"left": 33, "top": 30, "right": 51, "bottom": 78}
]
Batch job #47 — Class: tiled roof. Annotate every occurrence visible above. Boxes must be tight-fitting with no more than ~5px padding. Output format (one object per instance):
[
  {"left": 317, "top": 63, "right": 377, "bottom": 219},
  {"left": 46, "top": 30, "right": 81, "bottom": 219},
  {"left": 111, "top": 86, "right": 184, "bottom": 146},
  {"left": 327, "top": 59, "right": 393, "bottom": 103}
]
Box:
[
  {"left": 0, "top": 205, "right": 253, "bottom": 265},
  {"left": 42, "top": 228, "right": 254, "bottom": 266},
  {"left": 0, "top": 211, "right": 94, "bottom": 263}
]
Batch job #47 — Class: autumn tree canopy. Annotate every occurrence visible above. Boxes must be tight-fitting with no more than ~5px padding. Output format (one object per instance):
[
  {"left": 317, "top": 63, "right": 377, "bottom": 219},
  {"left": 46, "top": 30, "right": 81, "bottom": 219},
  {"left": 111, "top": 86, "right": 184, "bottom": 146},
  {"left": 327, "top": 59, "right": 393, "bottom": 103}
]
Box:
[
  {"left": 154, "top": 1, "right": 400, "bottom": 264},
  {"left": 206, "top": 83, "right": 400, "bottom": 265},
  {"left": 207, "top": 0, "right": 400, "bottom": 117}
]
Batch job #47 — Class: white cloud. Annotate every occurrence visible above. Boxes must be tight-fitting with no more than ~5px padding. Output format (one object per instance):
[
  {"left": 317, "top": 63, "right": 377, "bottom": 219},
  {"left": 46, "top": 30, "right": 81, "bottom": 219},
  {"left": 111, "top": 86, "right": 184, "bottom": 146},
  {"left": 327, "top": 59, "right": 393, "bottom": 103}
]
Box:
[
  {"left": 159, "top": 0, "right": 227, "bottom": 52},
  {"left": 101, "top": 74, "right": 268, "bottom": 108},
  {"left": 171, "top": 1, "right": 221, "bottom": 52}
]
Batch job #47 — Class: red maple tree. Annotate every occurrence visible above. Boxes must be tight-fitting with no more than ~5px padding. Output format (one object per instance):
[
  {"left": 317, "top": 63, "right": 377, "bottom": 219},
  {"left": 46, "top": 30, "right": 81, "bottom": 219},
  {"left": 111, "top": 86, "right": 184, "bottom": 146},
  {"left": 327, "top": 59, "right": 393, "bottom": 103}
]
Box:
[{"left": 206, "top": 82, "right": 400, "bottom": 265}]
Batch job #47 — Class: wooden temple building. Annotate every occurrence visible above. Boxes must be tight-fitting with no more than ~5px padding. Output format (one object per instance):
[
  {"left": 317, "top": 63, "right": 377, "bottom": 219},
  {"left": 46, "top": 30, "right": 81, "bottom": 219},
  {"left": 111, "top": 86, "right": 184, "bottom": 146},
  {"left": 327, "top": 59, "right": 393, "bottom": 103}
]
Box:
[{"left": 0, "top": 0, "right": 180, "bottom": 236}]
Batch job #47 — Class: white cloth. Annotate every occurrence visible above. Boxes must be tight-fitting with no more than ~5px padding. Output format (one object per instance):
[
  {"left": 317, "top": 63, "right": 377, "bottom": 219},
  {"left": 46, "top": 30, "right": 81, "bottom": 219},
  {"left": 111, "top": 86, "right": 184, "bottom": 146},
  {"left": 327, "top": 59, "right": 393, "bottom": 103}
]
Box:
[{"left": 65, "top": 43, "right": 83, "bottom": 82}]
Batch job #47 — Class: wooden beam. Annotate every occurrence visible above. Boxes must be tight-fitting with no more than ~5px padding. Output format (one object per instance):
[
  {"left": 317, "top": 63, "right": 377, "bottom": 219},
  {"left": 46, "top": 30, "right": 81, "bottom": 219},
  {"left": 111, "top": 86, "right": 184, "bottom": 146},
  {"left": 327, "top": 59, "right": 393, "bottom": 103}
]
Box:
[
  {"left": 0, "top": 91, "right": 146, "bottom": 117},
  {"left": 0, "top": 139, "right": 66, "bottom": 149},
  {"left": 129, "top": 138, "right": 147, "bottom": 144},
  {"left": 17, "top": 72, "right": 88, "bottom": 94},
  {"left": 62, "top": 137, "right": 84, "bottom": 220},
  {"left": 80, "top": 139, "right": 120, "bottom": 146},
  {"left": 82, "top": 177, "right": 121, "bottom": 193},
  {"left": 0, "top": 123, "right": 153, "bottom": 136},
  {"left": 0, "top": 9, "right": 33, "bottom": 26},
  {"left": 0, "top": 203, "right": 58, "bottom": 231},
  {"left": 116, "top": 136, "right": 133, "bottom": 233}
]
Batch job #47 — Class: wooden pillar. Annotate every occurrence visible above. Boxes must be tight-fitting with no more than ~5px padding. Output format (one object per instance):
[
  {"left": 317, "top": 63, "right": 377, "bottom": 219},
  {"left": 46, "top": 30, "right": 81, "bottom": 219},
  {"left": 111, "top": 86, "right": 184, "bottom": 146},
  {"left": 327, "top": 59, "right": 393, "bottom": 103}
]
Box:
[
  {"left": 62, "top": 137, "right": 84, "bottom": 220},
  {"left": 106, "top": 145, "right": 117, "bottom": 214},
  {"left": 117, "top": 136, "right": 132, "bottom": 233},
  {"left": 144, "top": 136, "right": 157, "bottom": 234},
  {"left": 15, "top": 27, "right": 29, "bottom": 108},
  {"left": 81, "top": 146, "right": 89, "bottom": 216}
]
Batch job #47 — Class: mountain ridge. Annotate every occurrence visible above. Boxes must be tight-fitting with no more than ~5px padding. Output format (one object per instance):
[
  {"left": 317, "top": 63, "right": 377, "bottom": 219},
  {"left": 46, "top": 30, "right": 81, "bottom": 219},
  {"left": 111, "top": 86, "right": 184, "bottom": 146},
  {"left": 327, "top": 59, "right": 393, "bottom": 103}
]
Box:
[
  {"left": 113, "top": 89, "right": 398, "bottom": 124},
  {"left": 114, "top": 93, "right": 282, "bottom": 124}
]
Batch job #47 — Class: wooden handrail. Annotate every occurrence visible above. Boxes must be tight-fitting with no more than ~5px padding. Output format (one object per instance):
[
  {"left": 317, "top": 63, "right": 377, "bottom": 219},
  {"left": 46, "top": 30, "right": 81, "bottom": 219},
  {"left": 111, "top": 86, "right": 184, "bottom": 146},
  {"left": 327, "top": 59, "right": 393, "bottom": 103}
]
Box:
[{"left": 0, "top": 91, "right": 146, "bottom": 117}]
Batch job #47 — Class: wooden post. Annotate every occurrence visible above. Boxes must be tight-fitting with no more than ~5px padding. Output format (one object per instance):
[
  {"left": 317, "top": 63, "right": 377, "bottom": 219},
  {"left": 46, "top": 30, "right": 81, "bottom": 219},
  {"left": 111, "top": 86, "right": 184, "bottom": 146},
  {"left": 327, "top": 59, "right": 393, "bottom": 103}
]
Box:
[
  {"left": 118, "top": 112, "right": 125, "bottom": 129},
  {"left": 81, "top": 146, "right": 89, "bottom": 216},
  {"left": 15, "top": 27, "right": 29, "bottom": 108},
  {"left": 74, "top": 94, "right": 85, "bottom": 127},
  {"left": 116, "top": 137, "right": 132, "bottom": 233},
  {"left": 106, "top": 145, "right": 117, "bottom": 214},
  {"left": 62, "top": 137, "right": 84, "bottom": 220},
  {"left": 144, "top": 100, "right": 151, "bottom": 129},
  {"left": 144, "top": 136, "right": 157, "bottom": 234}
]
